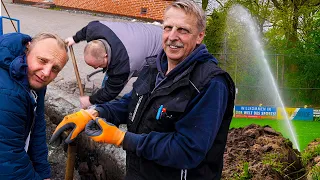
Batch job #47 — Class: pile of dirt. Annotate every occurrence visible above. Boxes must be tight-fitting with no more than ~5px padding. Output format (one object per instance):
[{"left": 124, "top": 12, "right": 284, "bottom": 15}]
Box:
[
  {"left": 302, "top": 138, "right": 320, "bottom": 179},
  {"left": 222, "top": 124, "right": 305, "bottom": 179}
]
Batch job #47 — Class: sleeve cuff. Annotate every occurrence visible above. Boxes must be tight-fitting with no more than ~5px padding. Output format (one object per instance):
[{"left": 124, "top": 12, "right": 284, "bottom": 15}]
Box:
[
  {"left": 89, "top": 95, "right": 96, "bottom": 104},
  {"left": 94, "top": 106, "right": 106, "bottom": 118},
  {"left": 72, "top": 35, "right": 80, "bottom": 43},
  {"left": 122, "top": 132, "right": 141, "bottom": 152}
]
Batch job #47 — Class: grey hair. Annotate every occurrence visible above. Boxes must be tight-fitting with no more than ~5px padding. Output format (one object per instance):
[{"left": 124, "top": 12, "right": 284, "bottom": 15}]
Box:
[
  {"left": 84, "top": 40, "right": 107, "bottom": 60},
  {"left": 29, "top": 32, "right": 68, "bottom": 54},
  {"left": 165, "top": 0, "right": 206, "bottom": 32}
]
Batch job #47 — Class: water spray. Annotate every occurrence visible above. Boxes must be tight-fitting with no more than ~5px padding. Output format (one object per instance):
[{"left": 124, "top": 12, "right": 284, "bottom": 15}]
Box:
[{"left": 229, "top": 5, "right": 300, "bottom": 151}]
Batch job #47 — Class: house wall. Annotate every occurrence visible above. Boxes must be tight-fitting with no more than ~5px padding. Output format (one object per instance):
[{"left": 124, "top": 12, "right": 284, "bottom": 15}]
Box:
[{"left": 14, "top": 0, "right": 174, "bottom": 21}]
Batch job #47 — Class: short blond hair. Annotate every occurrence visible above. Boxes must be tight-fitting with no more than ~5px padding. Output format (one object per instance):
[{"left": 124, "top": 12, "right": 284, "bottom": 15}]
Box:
[
  {"left": 29, "top": 32, "right": 68, "bottom": 55},
  {"left": 165, "top": 0, "right": 206, "bottom": 32},
  {"left": 84, "top": 40, "right": 107, "bottom": 60}
]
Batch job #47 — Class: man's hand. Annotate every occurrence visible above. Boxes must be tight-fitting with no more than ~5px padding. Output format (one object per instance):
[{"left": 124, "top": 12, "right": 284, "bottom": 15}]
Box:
[
  {"left": 86, "top": 108, "right": 99, "bottom": 117},
  {"left": 80, "top": 96, "right": 92, "bottom": 109},
  {"left": 50, "top": 109, "right": 96, "bottom": 144},
  {"left": 64, "top": 37, "right": 75, "bottom": 46},
  {"left": 85, "top": 118, "right": 125, "bottom": 146}
]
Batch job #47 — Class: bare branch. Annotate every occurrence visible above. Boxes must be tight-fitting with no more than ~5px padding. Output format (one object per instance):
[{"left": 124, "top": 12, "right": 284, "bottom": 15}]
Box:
[{"left": 215, "top": 0, "right": 224, "bottom": 8}]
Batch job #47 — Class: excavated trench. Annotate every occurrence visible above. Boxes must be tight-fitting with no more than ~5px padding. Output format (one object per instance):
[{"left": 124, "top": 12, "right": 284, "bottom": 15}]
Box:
[
  {"left": 46, "top": 116, "right": 126, "bottom": 180},
  {"left": 44, "top": 80, "right": 126, "bottom": 180}
]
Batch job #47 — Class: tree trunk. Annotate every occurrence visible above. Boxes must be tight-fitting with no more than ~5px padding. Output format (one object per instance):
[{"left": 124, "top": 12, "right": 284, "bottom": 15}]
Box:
[{"left": 202, "top": 0, "right": 209, "bottom": 11}]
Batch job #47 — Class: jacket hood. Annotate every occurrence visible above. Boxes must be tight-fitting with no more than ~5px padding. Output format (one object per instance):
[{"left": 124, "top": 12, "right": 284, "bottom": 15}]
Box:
[
  {"left": 0, "top": 33, "right": 31, "bottom": 70},
  {"left": 156, "top": 44, "right": 218, "bottom": 78},
  {"left": 0, "top": 33, "right": 31, "bottom": 88},
  {"left": 10, "top": 55, "right": 29, "bottom": 88}
]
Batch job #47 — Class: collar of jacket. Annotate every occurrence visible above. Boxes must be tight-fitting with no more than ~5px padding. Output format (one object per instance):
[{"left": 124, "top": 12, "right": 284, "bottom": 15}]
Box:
[
  {"left": 154, "top": 44, "right": 216, "bottom": 91},
  {"left": 98, "top": 38, "right": 112, "bottom": 73},
  {"left": 156, "top": 44, "right": 217, "bottom": 80},
  {"left": 152, "top": 62, "right": 196, "bottom": 97}
]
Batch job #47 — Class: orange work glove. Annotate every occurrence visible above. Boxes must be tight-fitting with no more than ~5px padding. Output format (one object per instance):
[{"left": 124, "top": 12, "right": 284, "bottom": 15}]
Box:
[
  {"left": 50, "top": 109, "right": 95, "bottom": 144},
  {"left": 85, "top": 117, "right": 125, "bottom": 146}
]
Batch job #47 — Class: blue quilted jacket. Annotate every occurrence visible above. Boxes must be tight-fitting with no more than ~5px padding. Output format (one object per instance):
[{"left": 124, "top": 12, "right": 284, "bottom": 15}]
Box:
[{"left": 0, "top": 33, "right": 51, "bottom": 179}]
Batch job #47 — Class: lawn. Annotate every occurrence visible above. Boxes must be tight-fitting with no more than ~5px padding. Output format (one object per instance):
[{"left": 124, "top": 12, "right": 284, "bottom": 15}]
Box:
[{"left": 230, "top": 118, "right": 320, "bottom": 151}]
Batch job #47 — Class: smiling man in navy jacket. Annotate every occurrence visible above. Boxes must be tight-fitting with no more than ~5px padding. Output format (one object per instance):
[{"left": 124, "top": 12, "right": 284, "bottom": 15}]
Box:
[{"left": 52, "top": 0, "right": 235, "bottom": 179}]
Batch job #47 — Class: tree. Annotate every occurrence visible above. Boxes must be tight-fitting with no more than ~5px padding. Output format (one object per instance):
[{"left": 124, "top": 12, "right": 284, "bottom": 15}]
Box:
[
  {"left": 232, "top": 0, "right": 272, "bottom": 34},
  {"left": 270, "top": 0, "right": 320, "bottom": 45},
  {"left": 203, "top": 0, "right": 320, "bottom": 106},
  {"left": 202, "top": 0, "right": 209, "bottom": 10}
]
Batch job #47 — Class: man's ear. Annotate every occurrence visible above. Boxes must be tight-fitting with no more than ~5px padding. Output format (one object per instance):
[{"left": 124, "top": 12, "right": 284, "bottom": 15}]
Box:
[
  {"left": 25, "top": 42, "right": 31, "bottom": 54},
  {"left": 104, "top": 54, "right": 109, "bottom": 68},
  {"left": 196, "top": 32, "right": 205, "bottom": 45}
]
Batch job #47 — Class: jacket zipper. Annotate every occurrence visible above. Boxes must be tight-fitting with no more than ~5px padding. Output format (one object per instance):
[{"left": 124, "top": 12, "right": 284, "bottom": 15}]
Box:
[
  {"left": 132, "top": 77, "right": 170, "bottom": 132},
  {"left": 151, "top": 76, "right": 167, "bottom": 94},
  {"left": 132, "top": 74, "right": 187, "bottom": 132},
  {"left": 131, "top": 94, "right": 143, "bottom": 122}
]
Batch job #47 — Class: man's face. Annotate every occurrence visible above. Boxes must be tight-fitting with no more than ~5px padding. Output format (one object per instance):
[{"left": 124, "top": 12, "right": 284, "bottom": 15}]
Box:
[
  {"left": 162, "top": 8, "right": 205, "bottom": 64},
  {"left": 26, "top": 38, "right": 67, "bottom": 90},
  {"left": 84, "top": 53, "right": 107, "bottom": 69}
]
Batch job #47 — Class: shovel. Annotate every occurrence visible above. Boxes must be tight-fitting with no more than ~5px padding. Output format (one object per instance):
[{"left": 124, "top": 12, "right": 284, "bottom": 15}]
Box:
[{"left": 65, "top": 45, "right": 84, "bottom": 180}]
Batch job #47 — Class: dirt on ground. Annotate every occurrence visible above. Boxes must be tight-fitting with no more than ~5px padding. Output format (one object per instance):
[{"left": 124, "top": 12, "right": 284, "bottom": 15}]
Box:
[
  {"left": 222, "top": 124, "right": 305, "bottom": 180},
  {"left": 303, "top": 138, "right": 320, "bottom": 179}
]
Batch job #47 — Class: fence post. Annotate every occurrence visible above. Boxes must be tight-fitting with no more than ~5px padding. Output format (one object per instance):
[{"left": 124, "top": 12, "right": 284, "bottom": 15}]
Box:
[
  {"left": 0, "top": 16, "right": 3, "bottom": 35},
  {"left": 0, "top": 0, "right": 2, "bottom": 35},
  {"left": 17, "top": 19, "right": 20, "bottom": 33}
]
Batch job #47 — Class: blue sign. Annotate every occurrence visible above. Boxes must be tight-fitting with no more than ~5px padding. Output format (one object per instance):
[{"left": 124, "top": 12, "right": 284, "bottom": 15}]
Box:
[
  {"left": 234, "top": 106, "right": 277, "bottom": 119},
  {"left": 292, "top": 108, "right": 313, "bottom": 121}
]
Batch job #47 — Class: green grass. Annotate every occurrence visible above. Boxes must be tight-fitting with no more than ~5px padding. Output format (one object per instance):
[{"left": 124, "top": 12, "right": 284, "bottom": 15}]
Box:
[
  {"left": 49, "top": 7, "right": 61, "bottom": 11},
  {"left": 301, "top": 144, "right": 320, "bottom": 165},
  {"left": 230, "top": 118, "right": 320, "bottom": 151}
]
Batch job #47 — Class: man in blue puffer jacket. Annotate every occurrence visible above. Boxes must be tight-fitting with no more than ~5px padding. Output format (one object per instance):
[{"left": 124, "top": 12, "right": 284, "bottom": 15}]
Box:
[{"left": 0, "top": 32, "right": 68, "bottom": 179}]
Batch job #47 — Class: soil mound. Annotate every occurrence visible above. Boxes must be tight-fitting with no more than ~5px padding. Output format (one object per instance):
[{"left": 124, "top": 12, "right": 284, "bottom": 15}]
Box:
[
  {"left": 222, "top": 124, "right": 305, "bottom": 179},
  {"left": 302, "top": 138, "right": 320, "bottom": 179}
]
